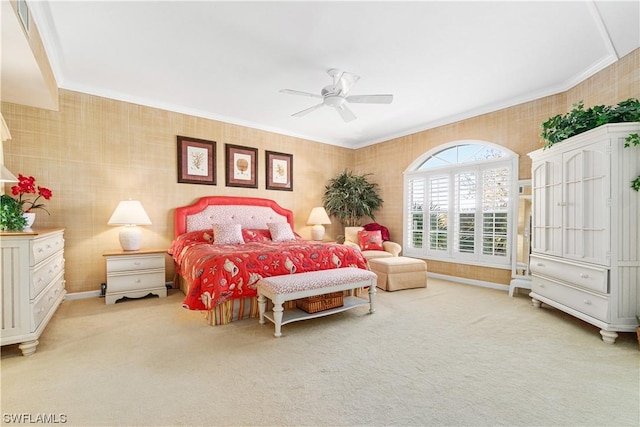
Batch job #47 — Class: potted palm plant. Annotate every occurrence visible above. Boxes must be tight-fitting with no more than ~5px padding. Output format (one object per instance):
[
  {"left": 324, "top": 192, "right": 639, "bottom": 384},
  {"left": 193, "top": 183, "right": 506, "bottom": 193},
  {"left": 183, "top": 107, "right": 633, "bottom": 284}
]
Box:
[{"left": 322, "top": 170, "right": 383, "bottom": 242}]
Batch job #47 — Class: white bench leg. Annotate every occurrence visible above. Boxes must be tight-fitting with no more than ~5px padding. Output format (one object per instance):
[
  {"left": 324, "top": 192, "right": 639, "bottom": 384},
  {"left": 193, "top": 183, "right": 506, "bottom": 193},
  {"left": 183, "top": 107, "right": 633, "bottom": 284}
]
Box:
[
  {"left": 368, "top": 285, "right": 376, "bottom": 314},
  {"left": 258, "top": 292, "right": 266, "bottom": 324},
  {"left": 273, "top": 303, "right": 284, "bottom": 338}
]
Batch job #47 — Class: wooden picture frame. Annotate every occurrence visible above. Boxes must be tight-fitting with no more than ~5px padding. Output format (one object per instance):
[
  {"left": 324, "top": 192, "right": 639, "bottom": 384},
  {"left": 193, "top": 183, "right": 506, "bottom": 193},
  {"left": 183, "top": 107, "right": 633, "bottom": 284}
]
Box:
[
  {"left": 177, "top": 136, "right": 216, "bottom": 185},
  {"left": 265, "top": 151, "right": 293, "bottom": 191},
  {"left": 225, "top": 144, "right": 258, "bottom": 188}
]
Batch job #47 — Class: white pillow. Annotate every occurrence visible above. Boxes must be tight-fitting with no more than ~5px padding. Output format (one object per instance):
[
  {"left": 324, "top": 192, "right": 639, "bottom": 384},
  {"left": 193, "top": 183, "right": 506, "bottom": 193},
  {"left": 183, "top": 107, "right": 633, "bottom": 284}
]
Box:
[
  {"left": 267, "top": 222, "right": 296, "bottom": 242},
  {"left": 212, "top": 223, "right": 245, "bottom": 244}
]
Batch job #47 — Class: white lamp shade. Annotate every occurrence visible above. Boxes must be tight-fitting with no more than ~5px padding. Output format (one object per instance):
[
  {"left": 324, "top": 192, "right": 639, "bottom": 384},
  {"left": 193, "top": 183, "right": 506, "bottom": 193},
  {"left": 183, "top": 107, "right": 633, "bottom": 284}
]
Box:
[
  {"left": 108, "top": 200, "right": 152, "bottom": 225},
  {"left": 108, "top": 200, "right": 151, "bottom": 251},
  {"left": 1, "top": 165, "right": 18, "bottom": 182},
  {"left": 306, "top": 207, "right": 331, "bottom": 225},
  {"left": 307, "top": 207, "right": 331, "bottom": 241}
]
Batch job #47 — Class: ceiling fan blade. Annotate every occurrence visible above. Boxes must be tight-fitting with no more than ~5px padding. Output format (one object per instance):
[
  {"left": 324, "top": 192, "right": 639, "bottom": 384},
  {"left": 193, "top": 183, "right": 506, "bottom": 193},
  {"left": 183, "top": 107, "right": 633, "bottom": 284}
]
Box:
[
  {"left": 346, "top": 94, "right": 394, "bottom": 104},
  {"left": 333, "top": 71, "right": 360, "bottom": 96},
  {"left": 335, "top": 104, "right": 357, "bottom": 122},
  {"left": 292, "top": 103, "right": 324, "bottom": 117},
  {"left": 280, "top": 89, "right": 323, "bottom": 99}
]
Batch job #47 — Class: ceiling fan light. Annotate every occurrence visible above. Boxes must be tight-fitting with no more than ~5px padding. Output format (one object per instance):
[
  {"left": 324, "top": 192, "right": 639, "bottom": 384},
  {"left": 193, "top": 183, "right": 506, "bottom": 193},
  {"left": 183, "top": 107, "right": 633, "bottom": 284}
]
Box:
[{"left": 324, "top": 95, "right": 345, "bottom": 108}]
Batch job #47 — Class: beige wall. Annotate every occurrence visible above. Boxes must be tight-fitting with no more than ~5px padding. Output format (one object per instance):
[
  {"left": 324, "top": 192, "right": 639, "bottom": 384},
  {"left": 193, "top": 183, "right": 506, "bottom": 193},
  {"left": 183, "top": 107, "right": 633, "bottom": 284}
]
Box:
[
  {"left": 2, "top": 49, "right": 638, "bottom": 293},
  {"left": 1, "top": 90, "right": 353, "bottom": 293},
  {"left": 354, "top": 48, "right": 639, "bottom": 285}
]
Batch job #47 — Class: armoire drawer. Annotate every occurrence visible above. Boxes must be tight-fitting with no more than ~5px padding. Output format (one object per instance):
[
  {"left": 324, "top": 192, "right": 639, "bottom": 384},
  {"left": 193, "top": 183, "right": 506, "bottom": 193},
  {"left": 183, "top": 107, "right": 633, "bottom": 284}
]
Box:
[
  {"left": 530, "top": 255, "right": 608, "bottom": 293},
  {"left": 107, "top": 270, "right": 165, "bottom": 293},
  {"left": 32, "top": 233, "right": 65, "bottom": 265},
  {"left": 31, "top": 252, "right": 65, "bottom": 297},
  {"left": 532, "top": 276, "right": 609, "bottom": 322},
  {"left": 106, "top": 255, "right": 164, "bottom": 273}
]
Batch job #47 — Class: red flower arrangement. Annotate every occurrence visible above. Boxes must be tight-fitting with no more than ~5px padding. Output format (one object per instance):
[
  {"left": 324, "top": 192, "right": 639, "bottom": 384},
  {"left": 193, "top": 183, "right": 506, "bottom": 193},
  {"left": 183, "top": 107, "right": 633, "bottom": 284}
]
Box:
[{"left": 10, "top": 174, "right": 53, "bottom": 214}]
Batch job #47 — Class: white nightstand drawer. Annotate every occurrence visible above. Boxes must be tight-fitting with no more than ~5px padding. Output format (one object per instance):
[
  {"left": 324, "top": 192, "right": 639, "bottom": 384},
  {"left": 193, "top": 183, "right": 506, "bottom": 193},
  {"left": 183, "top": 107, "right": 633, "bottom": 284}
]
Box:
[
  {"left": 532, "top": 276, "right": 609, "bottom": 322},
  {"left": 31, "top": 233, "right": 65, "bottom": 265},
  {"left": 32, "top": 252, "right": 65, "bottom": 297},
  {"left": 530, "top": 255, "right": 608, "bottom": 293},
  {"left": 107, "top": 270, "right": 165, "bottom": 293},
  {"left": 106, "top": 254, "right": 164, "bottom": 273}
]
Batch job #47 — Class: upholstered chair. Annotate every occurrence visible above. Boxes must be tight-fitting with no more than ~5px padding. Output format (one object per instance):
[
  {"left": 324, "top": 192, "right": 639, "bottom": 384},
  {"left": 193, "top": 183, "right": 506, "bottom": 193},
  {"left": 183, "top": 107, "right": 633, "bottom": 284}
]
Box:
[{"left": 343, "top": 226, "right": 402, "bottom": 262}]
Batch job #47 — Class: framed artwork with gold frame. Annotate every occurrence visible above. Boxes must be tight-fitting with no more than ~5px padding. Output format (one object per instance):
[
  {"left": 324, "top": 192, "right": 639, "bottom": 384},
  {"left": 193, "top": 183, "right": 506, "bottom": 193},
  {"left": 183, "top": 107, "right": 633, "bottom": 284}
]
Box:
[
  {"left": 177, "top": 135, "right": 216, "bottom": 185},
  {"left": 225, "top": 144, "right": 258, "bottom": 188},
  {"left": 265, "top": 150, "right": 293, "bottom": 191}
]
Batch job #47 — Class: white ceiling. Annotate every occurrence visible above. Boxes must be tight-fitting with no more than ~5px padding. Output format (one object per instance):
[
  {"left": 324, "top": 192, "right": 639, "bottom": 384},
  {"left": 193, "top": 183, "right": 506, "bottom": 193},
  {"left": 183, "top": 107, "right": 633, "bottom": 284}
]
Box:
[{"left": 6, "top": 1, "right": 640, "bottom": 148}]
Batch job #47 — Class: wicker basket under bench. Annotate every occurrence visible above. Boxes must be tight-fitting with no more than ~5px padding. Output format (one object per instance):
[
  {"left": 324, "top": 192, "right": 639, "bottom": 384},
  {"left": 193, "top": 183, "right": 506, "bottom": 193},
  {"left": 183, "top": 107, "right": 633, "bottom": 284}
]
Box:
[{"left": 257, "top": 267, "right": 377, "bottom": 337}]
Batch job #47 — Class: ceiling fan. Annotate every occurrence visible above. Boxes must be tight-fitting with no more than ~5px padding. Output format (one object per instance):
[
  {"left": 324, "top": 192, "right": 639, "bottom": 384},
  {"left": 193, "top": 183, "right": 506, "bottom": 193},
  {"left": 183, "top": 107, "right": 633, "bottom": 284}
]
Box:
[{"left": 280, "top": 69, "right": 393, "bottom": 122}]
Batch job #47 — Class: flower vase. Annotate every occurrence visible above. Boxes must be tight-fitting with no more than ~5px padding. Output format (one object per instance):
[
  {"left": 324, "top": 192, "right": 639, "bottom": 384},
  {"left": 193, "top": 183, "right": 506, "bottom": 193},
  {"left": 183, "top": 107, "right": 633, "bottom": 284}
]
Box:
[{"left": 22, "top": 212, "right": 36, "bottom": 230}]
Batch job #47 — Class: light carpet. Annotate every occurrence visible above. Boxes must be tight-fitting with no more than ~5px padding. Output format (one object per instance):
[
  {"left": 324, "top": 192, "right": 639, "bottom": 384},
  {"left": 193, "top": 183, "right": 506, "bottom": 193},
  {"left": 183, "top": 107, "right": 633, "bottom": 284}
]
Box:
[{"left": 1, "top": 278, "right": 638, "bottom": 427}]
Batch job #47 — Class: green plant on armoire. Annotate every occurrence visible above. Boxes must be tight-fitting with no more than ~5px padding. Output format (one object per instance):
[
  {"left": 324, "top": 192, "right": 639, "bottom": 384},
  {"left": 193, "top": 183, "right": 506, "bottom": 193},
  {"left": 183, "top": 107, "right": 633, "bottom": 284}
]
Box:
[{"left": 540, "top": 98, "right": 640, "bottom": 191}]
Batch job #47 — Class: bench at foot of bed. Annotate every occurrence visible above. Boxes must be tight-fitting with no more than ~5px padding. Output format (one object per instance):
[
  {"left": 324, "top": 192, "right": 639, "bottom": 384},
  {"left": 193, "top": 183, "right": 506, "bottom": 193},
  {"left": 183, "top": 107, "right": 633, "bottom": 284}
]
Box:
[{"left": 257, "top": 267, "right": 377, "bottom": 337}]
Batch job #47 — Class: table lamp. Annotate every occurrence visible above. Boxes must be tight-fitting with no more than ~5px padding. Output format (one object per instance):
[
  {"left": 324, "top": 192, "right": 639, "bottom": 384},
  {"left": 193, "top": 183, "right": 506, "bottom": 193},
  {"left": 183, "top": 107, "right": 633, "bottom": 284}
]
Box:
[
  {"left": 306, "top": 207, "right": 331, "bottom": 241},
  {"left": 108, "top": 200, "right": 152, "bottom": 251}
]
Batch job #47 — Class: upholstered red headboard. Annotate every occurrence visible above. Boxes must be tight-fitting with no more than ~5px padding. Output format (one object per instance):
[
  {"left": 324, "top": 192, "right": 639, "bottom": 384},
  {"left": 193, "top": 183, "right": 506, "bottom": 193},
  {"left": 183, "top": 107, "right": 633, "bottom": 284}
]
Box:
[{"left": 174, "top": 196, "right": 295, "bottom": 237}]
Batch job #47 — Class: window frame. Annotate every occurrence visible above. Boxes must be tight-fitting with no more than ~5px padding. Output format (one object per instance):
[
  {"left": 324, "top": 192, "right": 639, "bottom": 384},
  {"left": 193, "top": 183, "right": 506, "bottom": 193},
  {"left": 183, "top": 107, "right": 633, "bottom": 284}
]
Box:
[{"left": 403, "top": 140, "right": 518, "bottom": 270}]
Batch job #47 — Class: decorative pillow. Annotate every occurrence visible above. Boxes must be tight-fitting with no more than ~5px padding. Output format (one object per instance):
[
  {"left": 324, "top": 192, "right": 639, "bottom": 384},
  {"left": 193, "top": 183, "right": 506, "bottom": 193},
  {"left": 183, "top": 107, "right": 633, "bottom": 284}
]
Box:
[
  {"left": 358, "top": 229, "right": 384, "bottom": 251},
  {"left": 212, "top": 223, "right": 245, "bottom": 245},
  {"left": 267, "top": 222, "right": 296, "bottom": 242},
  {"left": 242, "top": 228, "right": 272, "bottom": 243}
]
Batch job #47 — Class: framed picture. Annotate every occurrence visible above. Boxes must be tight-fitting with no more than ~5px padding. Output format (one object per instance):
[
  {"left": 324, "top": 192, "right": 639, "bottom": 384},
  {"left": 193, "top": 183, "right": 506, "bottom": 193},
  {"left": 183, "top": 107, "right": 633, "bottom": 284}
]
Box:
[
  {"left": 265, "top": 151, "right": 293, "bottom": 191},
  {"left": 177, "top": 136, "right": 216, "bottom": 185},
  {"left": 225, "top": 144, "right": 258, "bottom": 188}
]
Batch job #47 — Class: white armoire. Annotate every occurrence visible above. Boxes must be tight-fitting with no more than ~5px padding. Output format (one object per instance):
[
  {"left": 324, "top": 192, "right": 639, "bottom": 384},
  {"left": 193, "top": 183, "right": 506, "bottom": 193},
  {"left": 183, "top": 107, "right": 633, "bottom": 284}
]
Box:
[{"left": 528, "top": 123, "right": 639, "bottom": 344}]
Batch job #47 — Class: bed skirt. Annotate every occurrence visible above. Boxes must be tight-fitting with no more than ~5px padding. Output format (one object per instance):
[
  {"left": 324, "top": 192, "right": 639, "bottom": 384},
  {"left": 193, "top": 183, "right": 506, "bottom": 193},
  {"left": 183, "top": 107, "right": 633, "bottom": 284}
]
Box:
[{"left": 177, "top": 274, "right": 295, "bottom": 326}]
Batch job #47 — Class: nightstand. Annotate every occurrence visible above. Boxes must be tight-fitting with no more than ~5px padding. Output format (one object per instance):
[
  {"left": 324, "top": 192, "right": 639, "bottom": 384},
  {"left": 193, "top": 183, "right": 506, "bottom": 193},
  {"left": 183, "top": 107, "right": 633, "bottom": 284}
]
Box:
[{"left": 103, "top": 249, "right": 167, "bottom": 304}]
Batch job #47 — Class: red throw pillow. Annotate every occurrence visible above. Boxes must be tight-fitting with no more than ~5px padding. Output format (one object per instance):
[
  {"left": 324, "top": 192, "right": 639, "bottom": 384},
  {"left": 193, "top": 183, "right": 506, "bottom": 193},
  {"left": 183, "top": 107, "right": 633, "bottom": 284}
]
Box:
[
  {"left": 242, "top": 228, "right": 272, "bottom": 242},
  {"left": 358, "top": 230, "right": 383, "bottom": 251}
]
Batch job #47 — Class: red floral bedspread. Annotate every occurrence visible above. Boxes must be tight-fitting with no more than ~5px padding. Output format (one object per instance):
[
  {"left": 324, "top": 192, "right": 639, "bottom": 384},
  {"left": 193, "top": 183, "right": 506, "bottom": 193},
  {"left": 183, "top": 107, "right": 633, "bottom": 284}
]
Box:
[{"left": 169, "top": 230, "right": 369, "bottom": 311}]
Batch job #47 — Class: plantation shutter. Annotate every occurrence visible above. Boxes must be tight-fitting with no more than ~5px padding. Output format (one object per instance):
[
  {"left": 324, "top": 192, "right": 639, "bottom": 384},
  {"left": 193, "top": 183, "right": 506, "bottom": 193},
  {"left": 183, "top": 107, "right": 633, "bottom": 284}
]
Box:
[
  {"left": 428, "top": 175, "right": 449, "bottom": 253},
  {"left": 407, "top": 177, "right": 425, "bottom": 249}
]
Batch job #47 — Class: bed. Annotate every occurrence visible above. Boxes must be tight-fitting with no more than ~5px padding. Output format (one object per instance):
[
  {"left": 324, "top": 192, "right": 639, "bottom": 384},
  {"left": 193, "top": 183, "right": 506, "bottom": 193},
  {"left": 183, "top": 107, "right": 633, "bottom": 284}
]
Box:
[{"left": 169, "top": 196, "right": 369, "bottom": 325}]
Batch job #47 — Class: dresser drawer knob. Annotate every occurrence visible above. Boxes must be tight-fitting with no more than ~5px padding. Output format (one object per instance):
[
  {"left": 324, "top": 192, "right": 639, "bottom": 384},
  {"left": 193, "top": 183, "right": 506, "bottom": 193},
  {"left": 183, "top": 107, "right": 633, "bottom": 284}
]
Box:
[
  {"left": 579, "top": 273, "right": 589, "bottom": 279},
  {"left": 134, "top": 262, "right": 141, "bottom": 265},
  {"left": 583, "top": 300, "right": 592, "bottom": 305},
  {"left": 536, "top": 263, "right": 544, "bottom": 267},
  {"left": 135, "top": 279, "right": 141, "bottom": 283}
]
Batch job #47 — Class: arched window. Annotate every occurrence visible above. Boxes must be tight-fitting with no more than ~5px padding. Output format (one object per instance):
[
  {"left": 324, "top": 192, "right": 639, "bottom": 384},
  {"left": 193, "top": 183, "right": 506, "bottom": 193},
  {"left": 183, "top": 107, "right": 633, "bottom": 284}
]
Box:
[{"left": 403, "top": 141, "right": 518, "bottom": 269}]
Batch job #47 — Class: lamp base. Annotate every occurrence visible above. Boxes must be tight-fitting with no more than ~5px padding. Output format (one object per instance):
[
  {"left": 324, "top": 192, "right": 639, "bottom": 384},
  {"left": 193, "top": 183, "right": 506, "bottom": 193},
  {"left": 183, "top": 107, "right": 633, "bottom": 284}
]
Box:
[
  {"left": 119, "top": 226, "right": 142, "bottom": 251},
  {"left": 311, "top": 224, "right": 325, "bottom": 241}
]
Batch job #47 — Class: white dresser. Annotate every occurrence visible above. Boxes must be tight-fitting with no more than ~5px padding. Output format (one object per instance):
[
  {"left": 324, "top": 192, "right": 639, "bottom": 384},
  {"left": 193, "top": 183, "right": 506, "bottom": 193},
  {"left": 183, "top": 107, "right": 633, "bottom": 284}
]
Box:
[
  {"left": 528, "top": 123, "right": 640, "bottom": 343},
  {"left": 103, "top": 249, "right": 167, "bottom": 304},
  {"left": 1, "top": 228, "right": 66, "bottom": 355}
]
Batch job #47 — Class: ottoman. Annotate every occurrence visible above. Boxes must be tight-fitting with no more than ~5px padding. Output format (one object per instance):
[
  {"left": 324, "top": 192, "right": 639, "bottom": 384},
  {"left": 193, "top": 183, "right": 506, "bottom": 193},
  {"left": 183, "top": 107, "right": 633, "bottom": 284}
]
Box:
[{"left": 368, "top": 257, "right": 427, "bottom": 291}]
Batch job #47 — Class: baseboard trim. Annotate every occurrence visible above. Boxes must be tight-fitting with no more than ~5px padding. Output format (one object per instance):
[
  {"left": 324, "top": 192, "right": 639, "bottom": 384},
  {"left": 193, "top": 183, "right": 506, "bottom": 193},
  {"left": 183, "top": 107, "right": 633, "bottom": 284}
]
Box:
[
  {"left": 66, "top": 290, "right": 101, "bottom": 300},
  {"left": 428, "top": 272, "right": 509, "bottom": 292},
  {"left": 66, "top": 282, "right": 175, "bottom": 300}
]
